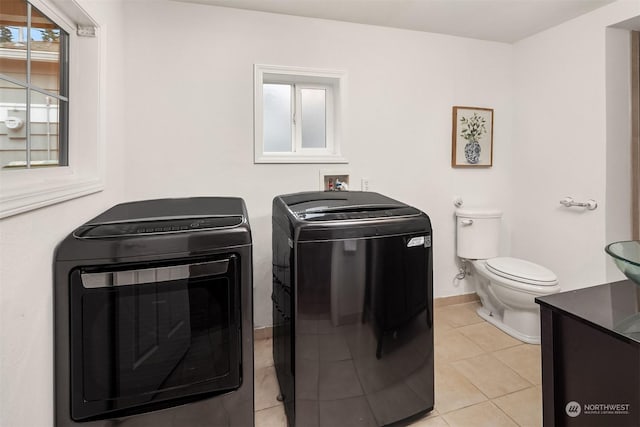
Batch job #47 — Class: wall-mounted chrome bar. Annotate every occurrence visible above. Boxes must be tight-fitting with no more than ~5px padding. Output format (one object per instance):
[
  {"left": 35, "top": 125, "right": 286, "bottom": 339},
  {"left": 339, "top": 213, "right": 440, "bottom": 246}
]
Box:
[{"left": 559, "top": 197, "right": 598, "bottom": 210}]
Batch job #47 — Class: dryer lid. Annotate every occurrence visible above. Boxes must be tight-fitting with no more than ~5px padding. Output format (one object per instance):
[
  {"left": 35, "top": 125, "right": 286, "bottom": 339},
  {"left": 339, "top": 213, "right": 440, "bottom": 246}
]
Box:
[
  {"left": 486, "top": 257, "right": 557, "bottom": 284},
  {"left": 73, "top": 197, "right": 247, "bottom": 239}
]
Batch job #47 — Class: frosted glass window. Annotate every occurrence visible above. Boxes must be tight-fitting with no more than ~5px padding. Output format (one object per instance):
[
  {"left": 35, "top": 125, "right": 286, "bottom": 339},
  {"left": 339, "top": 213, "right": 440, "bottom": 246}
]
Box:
[
  {"left": 301, "top": 89, "right": 326, "bottom": 149},
  {"left": 254, "top": 64, "right": 345, "bottom": 163},
  {"left": 263, "top": 84, "right": 292, "bottom": 153}
]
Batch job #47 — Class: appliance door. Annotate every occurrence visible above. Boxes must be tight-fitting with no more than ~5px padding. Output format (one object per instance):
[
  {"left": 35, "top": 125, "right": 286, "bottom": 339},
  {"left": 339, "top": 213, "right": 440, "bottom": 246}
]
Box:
[
  {"left": 69, "top": 255, "right": 241, "bottom": 421},
  {"left": 295, "top": 232, "right": 434, "bottom": 426}
]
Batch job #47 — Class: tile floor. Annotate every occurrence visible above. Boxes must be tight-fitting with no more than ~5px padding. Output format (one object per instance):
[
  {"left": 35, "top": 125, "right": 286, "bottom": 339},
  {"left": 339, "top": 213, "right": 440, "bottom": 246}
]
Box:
[{"left": 254, "top": 301, "right": 542, "bottom": 427}]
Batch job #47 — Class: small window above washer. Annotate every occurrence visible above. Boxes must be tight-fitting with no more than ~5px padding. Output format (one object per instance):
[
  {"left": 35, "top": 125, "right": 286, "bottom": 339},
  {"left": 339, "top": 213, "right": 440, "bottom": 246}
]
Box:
[{"left": 254, "top": 64, "right": 347, "bottom": 164}]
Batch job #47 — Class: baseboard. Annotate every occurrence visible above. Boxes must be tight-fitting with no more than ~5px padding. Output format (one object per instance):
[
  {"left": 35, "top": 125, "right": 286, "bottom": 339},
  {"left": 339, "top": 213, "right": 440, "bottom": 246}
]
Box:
[
  {"left": 253, "top": 293, "right": 479, "bottom": 340},
  {"left": 433, "top": 292, "right": 479, "bottom": 308},
  {"left": 253, "top": 326, "right": 273, "bottom": 340}
]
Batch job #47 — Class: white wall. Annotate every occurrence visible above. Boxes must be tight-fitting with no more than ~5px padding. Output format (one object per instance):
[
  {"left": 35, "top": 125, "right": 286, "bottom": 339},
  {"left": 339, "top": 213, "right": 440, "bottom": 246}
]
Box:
[
  {"left": 121, "top": 0, "right": 515, "bottom": 327},
  {"left": 2, "top": 1, "right": 640, "bottom": 425},
  {"left": 511, "top": 0, "right": 640, "bottom": 292},
  {"left": 0, "top": 1, "right": 126, "bottom": 426},
  {"left": 606, "top": 27, "right": 633, "bottom": 281}
]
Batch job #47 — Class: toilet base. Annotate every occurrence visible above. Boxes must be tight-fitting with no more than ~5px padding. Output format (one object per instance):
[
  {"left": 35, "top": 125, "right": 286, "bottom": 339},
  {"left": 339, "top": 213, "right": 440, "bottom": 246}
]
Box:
[{"left": 476, "top": 306, "right": 540, "bottom": 345}]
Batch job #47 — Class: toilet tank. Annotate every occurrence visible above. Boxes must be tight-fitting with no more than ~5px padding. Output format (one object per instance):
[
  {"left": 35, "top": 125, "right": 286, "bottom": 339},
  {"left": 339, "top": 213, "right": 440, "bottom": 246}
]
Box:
[{"left": 456, "top": 208, "right": 502, "bottom": 259}]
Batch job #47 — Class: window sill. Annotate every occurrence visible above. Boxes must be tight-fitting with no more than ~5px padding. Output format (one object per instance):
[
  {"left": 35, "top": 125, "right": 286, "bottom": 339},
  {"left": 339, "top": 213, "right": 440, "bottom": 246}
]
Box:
[
  {"left": 0, "top": 173, "right": 104, "bottom": 219},
  {"left": 255, "top": 154, "right": 349, "bottom": 164}
]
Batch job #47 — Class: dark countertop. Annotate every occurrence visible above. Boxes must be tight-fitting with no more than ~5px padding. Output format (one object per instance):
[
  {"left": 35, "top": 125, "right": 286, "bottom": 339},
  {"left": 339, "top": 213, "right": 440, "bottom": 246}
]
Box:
[{"left": 536, "top": 280, "right": 640, "bottom": 344}]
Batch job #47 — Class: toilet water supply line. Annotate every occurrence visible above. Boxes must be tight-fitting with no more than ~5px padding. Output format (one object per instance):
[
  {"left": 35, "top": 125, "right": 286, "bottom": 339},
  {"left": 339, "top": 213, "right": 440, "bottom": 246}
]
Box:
[
  {"left": 456, "top": 259, "right": 469, "bottom": 281},
  {"left": 453, "top": 196, "right": 468, "bottom": 281}
]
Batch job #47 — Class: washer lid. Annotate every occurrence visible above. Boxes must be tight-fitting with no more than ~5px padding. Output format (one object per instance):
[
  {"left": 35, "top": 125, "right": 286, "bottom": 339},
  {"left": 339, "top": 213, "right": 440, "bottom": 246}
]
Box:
[
  {"left": 486, "top": 257, "right": 558, "bottom": 285},
  {"left": 282, "top": 191, "right": 421, "bottom": 221}
]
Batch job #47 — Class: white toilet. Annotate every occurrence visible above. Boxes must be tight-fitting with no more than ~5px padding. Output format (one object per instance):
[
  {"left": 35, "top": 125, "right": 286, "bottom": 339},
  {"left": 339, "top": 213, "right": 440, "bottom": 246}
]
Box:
[{"left": 456, "top": 208, "right": 560, "bottom": 344}]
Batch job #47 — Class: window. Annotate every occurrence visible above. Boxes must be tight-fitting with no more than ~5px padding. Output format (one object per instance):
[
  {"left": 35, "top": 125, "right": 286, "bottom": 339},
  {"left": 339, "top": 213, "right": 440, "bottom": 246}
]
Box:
[
  {"left": 0, "top": 0, "right": 103, "bottom": 219},
  {"left": 254, "top": 64, "right": 347, "bottom": 164},
  {"left": 0, "top": 0, "right": 68, "bottom": 169}
]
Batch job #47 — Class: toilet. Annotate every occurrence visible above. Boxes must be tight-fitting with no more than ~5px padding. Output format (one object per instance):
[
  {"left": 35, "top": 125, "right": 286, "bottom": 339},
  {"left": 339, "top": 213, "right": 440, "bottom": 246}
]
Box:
[{"left": 456, "top": 208, "right": 560, "bottom": 344}]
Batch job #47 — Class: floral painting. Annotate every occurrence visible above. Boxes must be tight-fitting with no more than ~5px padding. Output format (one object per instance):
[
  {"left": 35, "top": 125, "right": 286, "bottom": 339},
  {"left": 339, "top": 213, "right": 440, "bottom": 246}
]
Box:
[{"left": 451, "top": 106, "right": 494, "bottom": 167}]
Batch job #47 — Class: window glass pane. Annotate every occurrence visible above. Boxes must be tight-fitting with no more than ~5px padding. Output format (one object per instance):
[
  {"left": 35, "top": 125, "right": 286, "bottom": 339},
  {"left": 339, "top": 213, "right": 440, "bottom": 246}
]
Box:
[
  {"left": 301, "top": 88, "right": 326, "bottom": 149},
  {"left": 263, "top": 83, "right": 292, "bottom": 153},
  {"left": 30, "top": 89, "right": 59, "bottom": 166},
  {"left": 0, "top": 78, "right": 27, "bottom": 169},
  {"left": 30, "top": 5, "right": 62, "bottom": 94},
  {"left": 0, "top": 0, "right": 28, "bottom": 83}
]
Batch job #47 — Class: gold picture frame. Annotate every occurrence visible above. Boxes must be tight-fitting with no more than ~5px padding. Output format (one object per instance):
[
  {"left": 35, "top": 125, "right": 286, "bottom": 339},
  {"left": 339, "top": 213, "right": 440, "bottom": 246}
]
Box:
[{"left": 451, "top": 106, "right": 494, "bottom": 168}]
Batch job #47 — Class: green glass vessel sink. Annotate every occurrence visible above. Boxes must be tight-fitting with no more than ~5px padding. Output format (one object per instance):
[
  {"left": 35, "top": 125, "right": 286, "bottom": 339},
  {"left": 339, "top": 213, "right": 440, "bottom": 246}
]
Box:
[{"left": 606, "top": 241, "right": 640, "bottom": 286}]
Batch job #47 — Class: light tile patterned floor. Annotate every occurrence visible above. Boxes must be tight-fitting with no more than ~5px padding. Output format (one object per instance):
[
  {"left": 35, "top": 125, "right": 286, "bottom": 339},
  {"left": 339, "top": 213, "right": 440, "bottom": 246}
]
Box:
[{"left": 254, "top": 301, "right": 542, "bottom": 427}]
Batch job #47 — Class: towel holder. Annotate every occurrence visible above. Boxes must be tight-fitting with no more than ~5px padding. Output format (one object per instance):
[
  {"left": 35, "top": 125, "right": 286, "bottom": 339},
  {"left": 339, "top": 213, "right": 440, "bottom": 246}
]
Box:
[{"left": 559, "top": 196, "right": 597, "bottom": 210}]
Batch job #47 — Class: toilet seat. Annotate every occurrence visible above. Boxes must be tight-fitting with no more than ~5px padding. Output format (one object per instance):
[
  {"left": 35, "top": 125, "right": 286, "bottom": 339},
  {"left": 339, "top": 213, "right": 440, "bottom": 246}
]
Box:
[{"left": 486, "top": 257, "right": 558, "bottom": 286}]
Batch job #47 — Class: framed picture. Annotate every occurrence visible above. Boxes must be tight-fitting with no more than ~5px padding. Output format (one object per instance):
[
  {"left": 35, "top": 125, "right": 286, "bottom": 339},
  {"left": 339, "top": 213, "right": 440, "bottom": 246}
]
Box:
[{"left": 451, "top": 106, "right": 494, "bottom": 167}]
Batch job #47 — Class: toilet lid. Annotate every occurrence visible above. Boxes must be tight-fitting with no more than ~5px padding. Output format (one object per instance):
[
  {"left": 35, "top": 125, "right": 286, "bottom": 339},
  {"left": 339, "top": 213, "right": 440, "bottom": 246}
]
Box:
[{"left": 486, "top": 257, "right": 558, "bottom": 285}]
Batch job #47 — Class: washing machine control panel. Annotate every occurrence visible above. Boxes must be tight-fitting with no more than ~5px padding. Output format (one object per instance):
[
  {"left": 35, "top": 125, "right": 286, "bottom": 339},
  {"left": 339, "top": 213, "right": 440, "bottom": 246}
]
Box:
[{"left": 74, "top": 216, "right": 244, "bottom": 238}]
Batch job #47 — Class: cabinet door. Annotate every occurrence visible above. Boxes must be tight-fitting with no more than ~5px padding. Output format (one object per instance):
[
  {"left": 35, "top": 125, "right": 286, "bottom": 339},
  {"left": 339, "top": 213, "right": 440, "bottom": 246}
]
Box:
[{"left": 541, "top": 308, "right": 640, "bottom": 426}]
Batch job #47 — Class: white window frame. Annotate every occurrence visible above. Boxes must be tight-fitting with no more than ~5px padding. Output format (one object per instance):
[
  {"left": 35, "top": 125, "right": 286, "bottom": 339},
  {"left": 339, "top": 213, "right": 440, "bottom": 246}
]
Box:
[
  {"left": 0, "top": 0, "right": 104, "bottom": 219},
  {"left": 254, "top": 64, "right": 347, "bottom": 164}
]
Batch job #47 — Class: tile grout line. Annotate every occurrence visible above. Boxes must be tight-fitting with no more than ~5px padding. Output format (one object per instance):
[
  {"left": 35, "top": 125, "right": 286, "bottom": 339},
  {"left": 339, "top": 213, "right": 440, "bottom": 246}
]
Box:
[
  {"left": 488, "top": 399, "right": 524, "bottom": 427},
  {"left": 256, "top": 300, "right": 539, "bottom": 426},
  {"left": 435, "top": 303, "right": 540, "bottom": 425},
  {"left": 447, "top": 352, "right": 535, "bottom": 399},
  {"left": 492, "top": 385, "right": 543, "bottom": 427}
]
